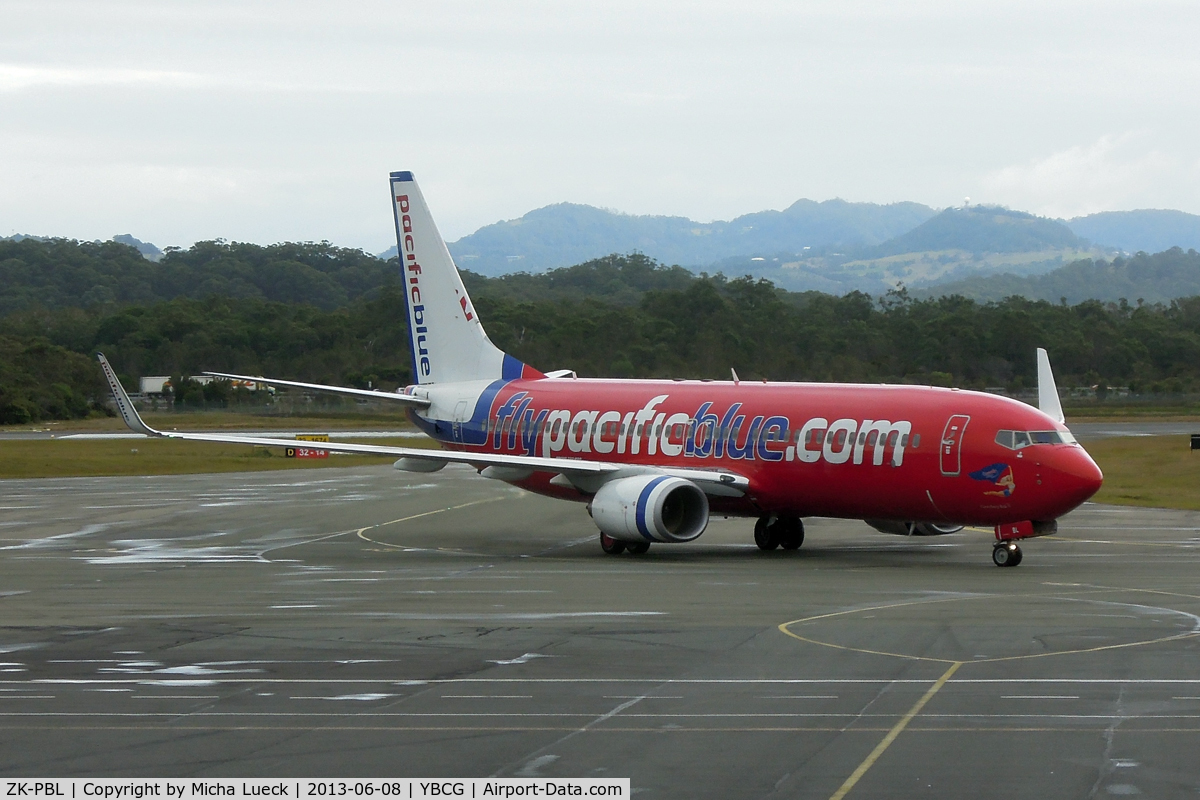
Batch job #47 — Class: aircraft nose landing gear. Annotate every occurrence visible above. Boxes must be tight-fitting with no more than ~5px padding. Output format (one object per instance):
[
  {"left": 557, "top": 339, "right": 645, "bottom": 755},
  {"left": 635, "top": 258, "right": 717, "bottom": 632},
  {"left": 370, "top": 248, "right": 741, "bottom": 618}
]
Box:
[
  {"left": 991, "top": 520, "right": 1056, "bottom": 567},
  {"left": 992, "top": 540, "right": 1023, "bottom": 567}
]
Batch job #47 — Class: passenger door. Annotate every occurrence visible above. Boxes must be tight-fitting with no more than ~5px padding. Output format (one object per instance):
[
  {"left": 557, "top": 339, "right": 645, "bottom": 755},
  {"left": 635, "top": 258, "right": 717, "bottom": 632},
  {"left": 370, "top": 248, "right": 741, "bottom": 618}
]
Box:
[
  {"left": 451, "top": 400, "right": 469, "bottom": 443},
  {"left": 939, "top": 415, "right": 970, "bottom": 476}
]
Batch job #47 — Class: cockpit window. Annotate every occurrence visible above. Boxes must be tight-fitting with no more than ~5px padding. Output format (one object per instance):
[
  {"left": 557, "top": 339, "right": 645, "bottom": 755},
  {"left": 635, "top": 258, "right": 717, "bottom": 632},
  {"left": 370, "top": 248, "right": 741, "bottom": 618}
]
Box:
[{"left": 995, "top": 429, "right": 1076, "bottom": 449}]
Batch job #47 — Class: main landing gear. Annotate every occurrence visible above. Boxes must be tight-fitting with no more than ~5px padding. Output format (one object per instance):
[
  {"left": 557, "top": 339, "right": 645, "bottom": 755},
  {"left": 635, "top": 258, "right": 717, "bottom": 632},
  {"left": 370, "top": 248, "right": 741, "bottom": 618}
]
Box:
[
  {"left": 755, "top": 516, "right": 805, "bottom": 551},
  {"left": 992, "top": 540, "right": 1023, "bottom": 567},
  {"left": 599, "top": 533, "right": 651, "bottom": 555}
]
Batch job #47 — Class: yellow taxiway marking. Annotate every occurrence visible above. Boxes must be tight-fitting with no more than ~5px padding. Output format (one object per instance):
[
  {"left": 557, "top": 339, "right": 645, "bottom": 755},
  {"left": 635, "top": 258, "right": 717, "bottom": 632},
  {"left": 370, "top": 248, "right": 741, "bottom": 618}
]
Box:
[
  {"left": 778, "top": 595, "right": 1200, "bottom": 666},
  {"left": 779, "top": 586, "right": 1200, "bottom": 799},
  {"left": 828, "top": 661, "right": 962, "bottom": 800}
]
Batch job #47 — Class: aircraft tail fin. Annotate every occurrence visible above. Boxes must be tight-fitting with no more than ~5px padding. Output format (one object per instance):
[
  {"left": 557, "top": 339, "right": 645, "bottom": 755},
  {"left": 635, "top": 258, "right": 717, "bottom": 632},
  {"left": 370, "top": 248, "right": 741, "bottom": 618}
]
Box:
[
  {"left": 389, "top": 171, "right": 544, "bottom": 385},
  {"left": 1036, "top": 348, "right": 1065, "bottom": 424}
]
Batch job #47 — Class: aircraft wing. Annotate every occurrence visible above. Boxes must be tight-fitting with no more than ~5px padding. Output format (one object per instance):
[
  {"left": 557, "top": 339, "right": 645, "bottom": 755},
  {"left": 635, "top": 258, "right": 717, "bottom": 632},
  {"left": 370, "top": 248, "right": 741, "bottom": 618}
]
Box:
[
  {"left": 201, "top": 370, "right": 431, "bottom": 408},
  {"left": 98, "top": 355, "right": 747, "bottom": 496}
]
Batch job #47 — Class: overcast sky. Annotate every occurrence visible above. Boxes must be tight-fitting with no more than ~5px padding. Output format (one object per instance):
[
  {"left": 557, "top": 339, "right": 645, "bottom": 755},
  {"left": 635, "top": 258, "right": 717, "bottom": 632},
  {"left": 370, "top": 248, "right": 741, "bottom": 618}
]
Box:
[{"left": 3, "top": 0, "right": 1199, "bottom": 252}]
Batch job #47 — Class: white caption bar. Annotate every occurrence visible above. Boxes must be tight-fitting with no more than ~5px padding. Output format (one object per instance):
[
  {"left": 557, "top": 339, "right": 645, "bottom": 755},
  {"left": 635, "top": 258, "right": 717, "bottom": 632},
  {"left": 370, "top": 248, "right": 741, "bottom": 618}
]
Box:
[{"left": 1, "top": 781, "right": 629, "bottom": 800}]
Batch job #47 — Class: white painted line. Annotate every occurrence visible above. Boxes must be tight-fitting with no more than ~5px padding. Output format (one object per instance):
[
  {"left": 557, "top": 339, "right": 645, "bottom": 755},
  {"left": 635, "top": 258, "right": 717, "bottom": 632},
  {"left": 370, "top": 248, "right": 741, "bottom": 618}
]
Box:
[
  {"left": 290, "top": 693, "right": 396, "bottom": 701},
  {"left": 3, "top": 711, "right": 1200, "bottom": 720},
  {"left": 9, "top": 677, "right": 1200, "bottom": 687},
  {"left": 1003, "top": 695, "right": 1080, "bottom": 700},
  {"left": 352, "top": 612, "right": 666, "bottom": 620},
  {"left": 443, "top": 695, "right": 533, "bottom": 699}
]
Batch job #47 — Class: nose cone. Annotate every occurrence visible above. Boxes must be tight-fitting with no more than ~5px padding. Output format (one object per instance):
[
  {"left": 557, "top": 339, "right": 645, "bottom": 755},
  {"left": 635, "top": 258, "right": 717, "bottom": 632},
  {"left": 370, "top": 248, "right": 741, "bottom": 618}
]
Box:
[{"left": 1056, "top": 445, "right": 1104, "bottom": 509}]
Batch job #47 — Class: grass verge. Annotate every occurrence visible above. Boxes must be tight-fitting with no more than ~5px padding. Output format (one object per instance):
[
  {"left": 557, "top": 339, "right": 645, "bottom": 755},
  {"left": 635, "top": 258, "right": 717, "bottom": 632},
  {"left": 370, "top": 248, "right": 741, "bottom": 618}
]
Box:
[
  {"left": 0, "top": 438, "right": 402, "bottom": 479},
  {"left": 1084, "top": 435, "right": 1200, "bottom": 510}
]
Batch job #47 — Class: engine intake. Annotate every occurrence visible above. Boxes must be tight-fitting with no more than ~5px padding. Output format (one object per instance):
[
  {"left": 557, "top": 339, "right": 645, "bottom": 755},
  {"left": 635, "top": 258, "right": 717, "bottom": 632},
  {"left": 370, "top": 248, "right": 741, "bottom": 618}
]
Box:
[
  {"left": 590, "top": 475, "right": 709, "bottom": 543},
  {"left": 865, "top": 520, "right": 965, "bottom": 536}
]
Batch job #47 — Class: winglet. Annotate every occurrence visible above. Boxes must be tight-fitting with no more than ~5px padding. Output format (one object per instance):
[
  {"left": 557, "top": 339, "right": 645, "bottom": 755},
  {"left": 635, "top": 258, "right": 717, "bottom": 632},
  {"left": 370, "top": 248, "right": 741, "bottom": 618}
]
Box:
[
  {"left": 1036, "top": 348, "right": 1065, "bottom": 425},
  {"left": 96, "top": 354, "right": 160, "bottom": 436}
]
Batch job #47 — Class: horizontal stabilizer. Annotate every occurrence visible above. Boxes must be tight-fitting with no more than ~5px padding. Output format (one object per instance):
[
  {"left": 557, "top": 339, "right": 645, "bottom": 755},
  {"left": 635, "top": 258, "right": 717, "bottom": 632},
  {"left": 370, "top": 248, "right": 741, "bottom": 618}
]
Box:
[{"left": 202, "top": 371, "right": 430, "bottom": 407}]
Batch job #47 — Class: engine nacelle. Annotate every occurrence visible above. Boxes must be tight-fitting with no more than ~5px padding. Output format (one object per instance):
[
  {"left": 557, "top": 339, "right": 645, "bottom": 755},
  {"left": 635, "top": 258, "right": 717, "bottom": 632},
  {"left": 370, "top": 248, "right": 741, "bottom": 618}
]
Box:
[
  {"left": 590, "top": 475, "right": 709, "bottom": 543},
  {"left": 865, "top": 520, "right": 965, "bottom": 536}
]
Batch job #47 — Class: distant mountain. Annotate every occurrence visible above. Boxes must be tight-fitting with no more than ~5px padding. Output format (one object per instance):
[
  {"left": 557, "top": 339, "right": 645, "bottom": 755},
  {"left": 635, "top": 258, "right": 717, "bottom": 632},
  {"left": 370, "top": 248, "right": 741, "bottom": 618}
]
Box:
[
  {"left": 869, "top": 206, "right": 1083, "bottom": 257},
  {"left": 916, "top": 247, "right": 1200, "bottom": 304},
  {"left": 1066, "top": 210, "right": 1200, "bottom": 253},
  {"left": 112, "top": 234, "right": 163, "bottom": 262},
  {"left": 376, "top": 199, "right": 938, "bottom": 275},
  {"left": 702, "top": 206, "right": 1098, "bottom": 295}
]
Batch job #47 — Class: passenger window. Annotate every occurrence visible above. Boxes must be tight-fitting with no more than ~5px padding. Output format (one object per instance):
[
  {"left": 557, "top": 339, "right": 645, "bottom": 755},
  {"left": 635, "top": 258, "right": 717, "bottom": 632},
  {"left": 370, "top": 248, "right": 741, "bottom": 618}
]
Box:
[
  {"left": 900, "top": 434, "right": 909, "bottom": 446},
  {"left": 912, "top": 434, "right": 920, "bottom": 448},
  {"left": 867, "top": 431, "right": 878, "bottom": 446},
  {"left": 834, "top": 430, "right": 847, "bottom": 447},
  {"left": 887, "top": 431, "right": 899, "bottom": 447}
]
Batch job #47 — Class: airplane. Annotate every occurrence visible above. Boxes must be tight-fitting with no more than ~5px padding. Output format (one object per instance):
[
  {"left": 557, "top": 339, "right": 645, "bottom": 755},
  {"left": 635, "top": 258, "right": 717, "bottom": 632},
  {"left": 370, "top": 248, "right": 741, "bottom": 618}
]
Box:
[{"left": 96, "top": 170, "right": 1103, "bottom": 568}]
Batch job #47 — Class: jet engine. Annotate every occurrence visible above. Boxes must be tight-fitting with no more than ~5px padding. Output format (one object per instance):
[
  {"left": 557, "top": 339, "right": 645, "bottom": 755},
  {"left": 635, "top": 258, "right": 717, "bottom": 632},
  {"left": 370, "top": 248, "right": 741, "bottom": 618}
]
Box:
[
  {"left": 589, "top": 475, "right": 709, "bottom": 543},
  {"left": 865, "top": 520, "right": 965, "bottom": 536}
]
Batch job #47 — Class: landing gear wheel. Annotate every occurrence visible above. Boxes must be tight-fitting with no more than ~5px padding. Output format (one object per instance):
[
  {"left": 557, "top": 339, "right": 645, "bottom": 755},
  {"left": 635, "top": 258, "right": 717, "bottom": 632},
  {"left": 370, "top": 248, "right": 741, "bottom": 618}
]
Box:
[
  {"left": 779, "top": 517, "right": 805, "bottom": 550},
  {"left": 992, "top": 541, "right": 1023, "bottom": 567},
  {"left": 627, "top": 541, "right": 651, "bottom": 555},
  {"left": 600, "top": 533, "right": 626, "bottom": 555},
  {"left": 754, "top": 517, "right": 778, "bottom": 550}
]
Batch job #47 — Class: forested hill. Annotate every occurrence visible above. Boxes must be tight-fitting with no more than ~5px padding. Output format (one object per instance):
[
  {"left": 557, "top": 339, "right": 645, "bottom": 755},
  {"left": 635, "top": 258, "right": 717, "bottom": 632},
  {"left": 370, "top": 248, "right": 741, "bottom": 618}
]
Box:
[
  {"left": 919, "top": 248, "right": 1200, "bottom": 304},
  {"left": 9, "top": 271, "right": 1200, "bottom": 425},
  {"left": 0, "top": 237, "right": 394, "bottom": 314}
]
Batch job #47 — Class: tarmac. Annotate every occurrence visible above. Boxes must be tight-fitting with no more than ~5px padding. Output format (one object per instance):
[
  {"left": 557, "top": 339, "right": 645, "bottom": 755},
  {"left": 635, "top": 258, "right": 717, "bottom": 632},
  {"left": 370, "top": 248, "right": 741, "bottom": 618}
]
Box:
[{"left": 1, "top": 464, "right": 1199, "bottom": 798}]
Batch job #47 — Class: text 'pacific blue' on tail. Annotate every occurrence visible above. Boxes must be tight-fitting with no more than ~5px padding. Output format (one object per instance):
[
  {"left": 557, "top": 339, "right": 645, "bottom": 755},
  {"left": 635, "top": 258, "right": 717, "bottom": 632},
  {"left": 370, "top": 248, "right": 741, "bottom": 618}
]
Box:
[{"left": 389, "top": 171, "right": 543, "bottom": 386}]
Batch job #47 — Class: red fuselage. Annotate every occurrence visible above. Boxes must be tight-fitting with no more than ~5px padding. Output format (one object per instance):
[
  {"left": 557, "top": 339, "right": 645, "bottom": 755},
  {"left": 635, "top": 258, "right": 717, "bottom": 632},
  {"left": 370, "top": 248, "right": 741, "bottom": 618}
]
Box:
[{"left": 416, "top": 378, "right": 1102, "bottom": 526}]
